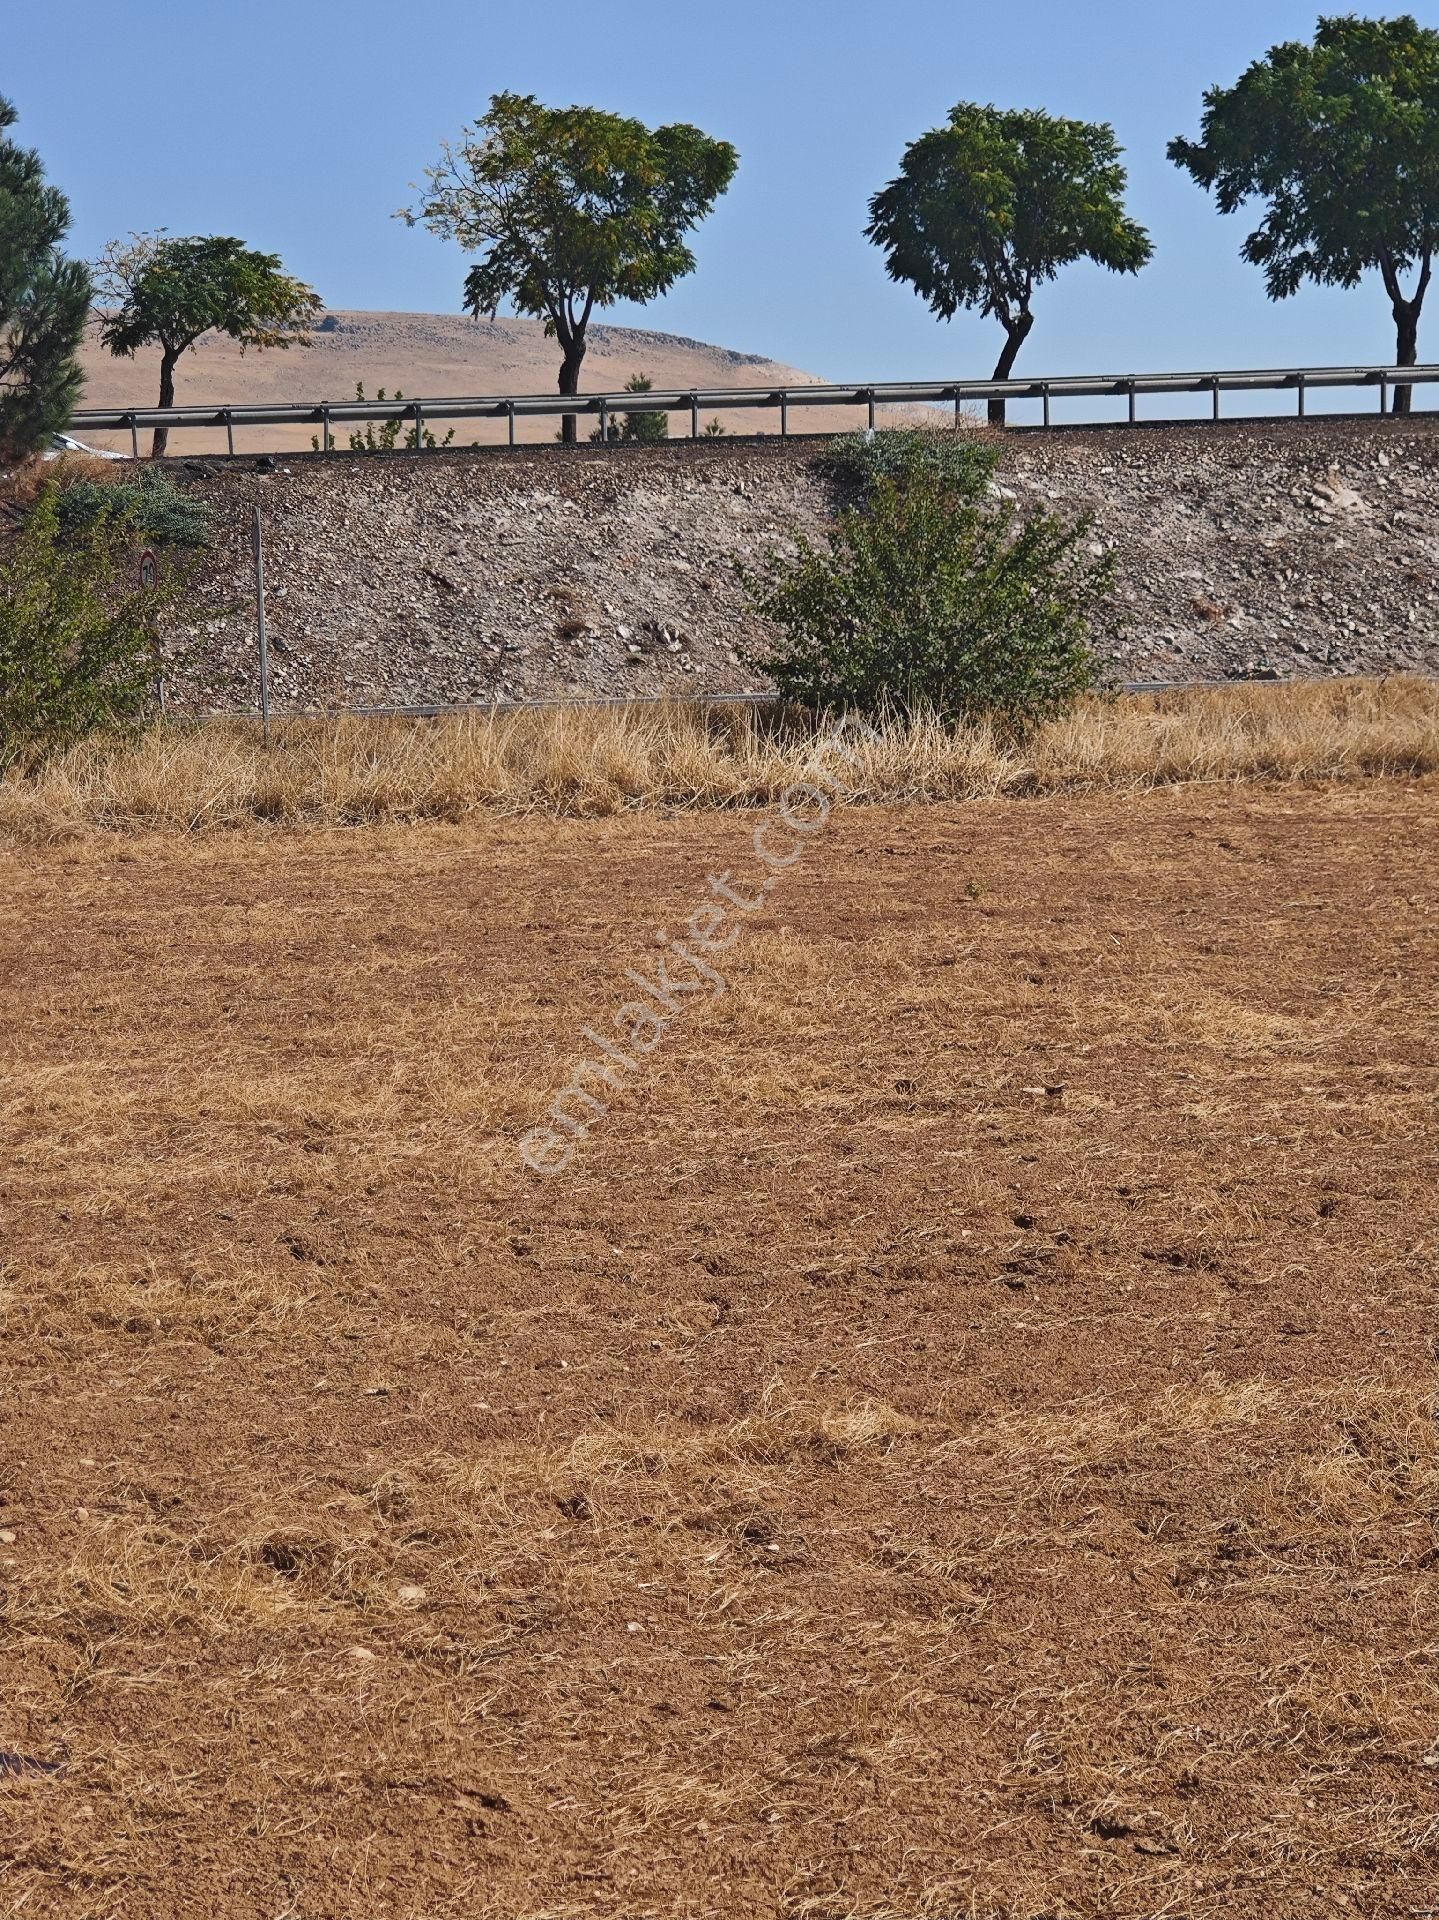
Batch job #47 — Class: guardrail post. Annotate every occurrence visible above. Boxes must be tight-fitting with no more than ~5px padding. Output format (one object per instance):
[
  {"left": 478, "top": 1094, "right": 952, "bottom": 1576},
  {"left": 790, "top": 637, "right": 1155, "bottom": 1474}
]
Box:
[
  {"left": 506, "top": 402, "right": 516, "bottom": 447},
  {"left": 1041, "top": 383, "right": 1051, "bottom": 429},
  {"left": 690, "top": 393, "right": 700, "bottom": 440},
  {"left": 321, "top": 408, "right": 331, "bottom": 455},
  {"left": 599, "top": 399, "right": 609, "bottom": 443},
  {"left": 1211, "top": 378, "right": 1220, "bottom": 422},
  {"left": 1296, "top": 374, "right": 1306, "bottom": 418},
  {"left": 780, "top": 392, "right": 789, "bottom": 438},
  {"left": 413, "top": 400, "right": 425, "bottom": 448},
  {"left": 128, "top": 414, "right": 139, "bottom": 459},
  {"left": 1127, "top": 380, "right": 1137, "bottom": 425},
  {"left": 1379, "top": 374, "right": 1388, "bottom": 416},
  {"left": 866, "top": 389, "right": 876, "bottom": 431}
]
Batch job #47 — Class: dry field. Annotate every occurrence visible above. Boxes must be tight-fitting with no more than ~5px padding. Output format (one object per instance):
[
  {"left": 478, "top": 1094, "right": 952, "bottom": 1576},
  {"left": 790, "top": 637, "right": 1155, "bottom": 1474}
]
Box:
[{"left": 0, "top": 750, "right": 1436, "bottom": 1916}]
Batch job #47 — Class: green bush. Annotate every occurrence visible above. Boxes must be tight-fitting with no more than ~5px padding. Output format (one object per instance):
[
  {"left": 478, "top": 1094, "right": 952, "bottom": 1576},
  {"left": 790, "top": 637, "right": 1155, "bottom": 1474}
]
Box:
[
  {"left": 0, "top": 485, "right": 194, "bottom": 763},
  {"left": 310, "top": 384, "right": 455, "bottom": 453},
  {"left": 590, "top": 372, "right": 669, "bottom": 444},
  {"left": 745, "top": 459, "right": 1111, "bottom": 732},
  {"left": 54, "top": 466, "right": 213, "bottom": 547},
  {"left": 818, "top": 426, "right": 999, "bottom": 497}
]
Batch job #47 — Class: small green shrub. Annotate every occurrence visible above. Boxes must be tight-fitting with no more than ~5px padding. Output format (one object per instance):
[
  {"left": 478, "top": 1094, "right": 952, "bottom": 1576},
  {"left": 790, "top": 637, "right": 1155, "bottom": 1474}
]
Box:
[
  {"left": 0, "top": 485, "right": 195, "bottom": 763},
  {"left": 311, "top": 384, "right": 455, "bottom": 453},
  {"left": 745, "top": 463, "right": 1110, "bottom": 732},
  {"left": 53, "top": 466, "right": 213, "bottom": 547},
  {"left": 590, "top": 372, "right": 668, "bottom": 444},
  {"left": 818, "top": 426, "right": 999, "bottom": 497}
]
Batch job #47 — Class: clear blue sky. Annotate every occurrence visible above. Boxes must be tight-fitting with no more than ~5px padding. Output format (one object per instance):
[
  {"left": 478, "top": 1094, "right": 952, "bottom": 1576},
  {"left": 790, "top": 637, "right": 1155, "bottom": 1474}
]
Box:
[{"left": 12, "top": 0, "right": 1439, "bottom": 394}]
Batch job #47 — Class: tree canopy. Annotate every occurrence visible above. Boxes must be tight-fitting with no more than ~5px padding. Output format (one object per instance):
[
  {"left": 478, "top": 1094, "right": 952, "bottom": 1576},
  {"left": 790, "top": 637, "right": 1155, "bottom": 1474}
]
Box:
[
  {"left": 400, "top": 93, "right": 737, "bottom": 439},
  {"left": 95, "top": 233, "right": 322, "bottom": 454},
  {"left": 1170, "top": 13, "right": 1439, "bottom": 409},
  {"left": 866, "top": 104, "right": 1151, "bottom": 423},
  {"left": 0, "top": 95, "right": 90, "bottom": 459}
]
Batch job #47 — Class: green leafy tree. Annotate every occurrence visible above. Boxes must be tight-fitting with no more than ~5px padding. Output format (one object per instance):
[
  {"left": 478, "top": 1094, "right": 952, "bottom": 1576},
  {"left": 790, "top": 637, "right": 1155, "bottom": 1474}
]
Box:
[
  {"left": 745, "top": 434, "right": 1109, "bottom": 731},
  {"left": 866, "top": 104, "right": 1152, "bottom": 425},
  {"left": 94, "top": 233, "right": 322, "bottom": 456},
  {"left": 1170, "top": 13, "right": 1439, "bottom": 413},
  {"left": 0, "top": 485, "right": 194, "bottom": 763},
  {"left": 0, "top": 96, "right": 91, "bottom": 459},
  {"left": 400, "top": 93, "right": 737, "bottom": 442}
]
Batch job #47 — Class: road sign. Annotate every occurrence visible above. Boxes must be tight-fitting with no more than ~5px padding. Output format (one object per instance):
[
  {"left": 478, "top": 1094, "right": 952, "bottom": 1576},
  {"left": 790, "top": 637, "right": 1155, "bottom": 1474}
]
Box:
[{"left": 139, "top": 548, "right": 158, "bottom": 591}]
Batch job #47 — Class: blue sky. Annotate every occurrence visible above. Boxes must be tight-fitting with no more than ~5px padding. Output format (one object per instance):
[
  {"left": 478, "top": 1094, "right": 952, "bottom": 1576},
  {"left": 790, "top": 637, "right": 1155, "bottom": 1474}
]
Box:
[{"left": 12, "top": 0, "right": 1439, "bottom": 398}]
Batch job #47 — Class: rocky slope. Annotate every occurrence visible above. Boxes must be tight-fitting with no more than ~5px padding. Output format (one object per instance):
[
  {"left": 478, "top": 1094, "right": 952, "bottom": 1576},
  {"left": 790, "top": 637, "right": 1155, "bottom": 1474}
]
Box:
[{"left": 161, "top": 416, "right": 1439, "bottom": 712}]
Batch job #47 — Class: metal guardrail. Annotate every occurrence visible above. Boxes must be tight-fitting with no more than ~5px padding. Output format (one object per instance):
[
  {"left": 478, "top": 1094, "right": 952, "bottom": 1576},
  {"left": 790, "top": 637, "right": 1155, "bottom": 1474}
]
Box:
[{"left": 69, "top": 362, "right": 1439, "bottom": 455}]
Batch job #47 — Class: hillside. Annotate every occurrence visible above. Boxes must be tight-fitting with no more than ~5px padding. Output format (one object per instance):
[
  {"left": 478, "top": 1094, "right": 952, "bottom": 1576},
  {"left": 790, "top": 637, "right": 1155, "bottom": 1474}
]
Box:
[{"left": 74, "top": 310, "right": 890, "bottom": 453}]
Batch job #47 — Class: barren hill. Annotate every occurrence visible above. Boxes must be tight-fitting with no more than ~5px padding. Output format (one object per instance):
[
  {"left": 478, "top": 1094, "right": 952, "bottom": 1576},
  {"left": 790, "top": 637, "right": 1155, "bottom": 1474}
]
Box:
[{"left": 75, "top": 309, "right": 886, "bottom": 453}]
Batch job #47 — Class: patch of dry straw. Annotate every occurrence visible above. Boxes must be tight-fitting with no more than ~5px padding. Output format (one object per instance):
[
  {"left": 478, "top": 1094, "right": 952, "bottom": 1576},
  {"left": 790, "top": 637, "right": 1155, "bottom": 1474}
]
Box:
[{"left": 2, "top": 677, "right": 1436, "bottom": 837}]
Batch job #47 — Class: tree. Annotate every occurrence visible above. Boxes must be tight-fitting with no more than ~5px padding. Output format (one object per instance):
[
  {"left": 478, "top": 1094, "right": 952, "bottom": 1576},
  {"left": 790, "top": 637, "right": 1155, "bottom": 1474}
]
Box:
[
  {"left": 400, "top": 93, "right": 737, "bottom": 443},
  {"left": 94, "top": 233, "right": 322, "bottom": 456},
  {"left": 1170, "top": 14, "right": 1439, "bottom": 414},
  {"left": 0, "top": 96, "right": 90, "bottom": 459},
  {"left": 866, "top": 104, "right": 1152, "bottom": 425}
]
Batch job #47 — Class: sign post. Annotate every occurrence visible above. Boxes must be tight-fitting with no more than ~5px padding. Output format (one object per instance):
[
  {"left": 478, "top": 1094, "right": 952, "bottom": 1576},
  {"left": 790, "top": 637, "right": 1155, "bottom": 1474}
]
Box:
[
  {"left": 252, "top": 507, "right": 271, "bottom": 748},
  {"left": 139, "top": 548, "right": 166, "bottom": 711}
]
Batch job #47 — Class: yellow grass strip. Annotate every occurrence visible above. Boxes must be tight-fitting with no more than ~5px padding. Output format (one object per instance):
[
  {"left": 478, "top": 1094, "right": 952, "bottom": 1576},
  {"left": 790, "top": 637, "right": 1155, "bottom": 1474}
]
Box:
[{"left": 2, "top": 677, "right": 1436, "bottom": 838}]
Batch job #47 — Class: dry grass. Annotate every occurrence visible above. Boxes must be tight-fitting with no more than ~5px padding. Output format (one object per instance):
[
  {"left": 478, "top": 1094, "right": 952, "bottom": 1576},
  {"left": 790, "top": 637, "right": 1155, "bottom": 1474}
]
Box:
[
  {"left": 1, "top": 780, "right": 1435, "bottom": 1917},
  {"left": 1, "top": 677, "right": 1436, "bottom": 837}
]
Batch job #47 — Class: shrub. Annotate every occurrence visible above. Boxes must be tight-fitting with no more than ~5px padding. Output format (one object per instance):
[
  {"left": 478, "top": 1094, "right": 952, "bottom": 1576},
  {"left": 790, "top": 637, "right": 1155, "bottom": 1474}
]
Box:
[
  {"left": 310, "top": 384, "right": 455, "bottom": 453},
  {"left": 745, "top": 460, "right": 1111, "bottom": 732},
  {"left": 52, "top": 465, "right": 213, "bottom": 547},
  {"left": 818, "top": 425, "right": 999, "bottom": 497},
  {"left": 0, "top": 484, "right": 194, "bottom": 763},
  {"left": 590, "top": 372, "right": 668, "bottom": 444}
]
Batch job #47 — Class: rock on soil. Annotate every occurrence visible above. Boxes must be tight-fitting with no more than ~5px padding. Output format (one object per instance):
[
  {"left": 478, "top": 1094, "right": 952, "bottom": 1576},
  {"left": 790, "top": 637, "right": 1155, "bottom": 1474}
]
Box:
[{"left": 163, "top": 418, "right": 1439, "bottom": 711}]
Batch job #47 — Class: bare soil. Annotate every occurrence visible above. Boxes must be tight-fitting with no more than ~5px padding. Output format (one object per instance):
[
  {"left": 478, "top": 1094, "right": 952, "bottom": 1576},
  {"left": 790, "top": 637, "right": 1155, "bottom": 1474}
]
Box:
[{"left": 1, "top": 781, "right": 1435, "bottom": 1918}]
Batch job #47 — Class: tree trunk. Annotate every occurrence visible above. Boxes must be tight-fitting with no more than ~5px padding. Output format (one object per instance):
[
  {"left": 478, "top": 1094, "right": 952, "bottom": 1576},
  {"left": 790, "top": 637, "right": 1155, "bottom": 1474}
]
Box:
[
  {"left": 151, "top": 349, "right": 177, "bottom": 459},
  {"left": 987, "top": 314, "right": 1034, "bottom": 428},
  {"left": 558, "top": 340, "right": 586, "bottom": 445},
  {"left": 1392, "top": 300, "right": 1420, "bottom": 416}
]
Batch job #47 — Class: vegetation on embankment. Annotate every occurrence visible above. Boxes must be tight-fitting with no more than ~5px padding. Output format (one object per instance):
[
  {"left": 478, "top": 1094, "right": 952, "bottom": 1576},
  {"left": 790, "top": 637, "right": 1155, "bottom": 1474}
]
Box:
[{"left": 0, "top": 677, "right": 1434, "bottom": 838}]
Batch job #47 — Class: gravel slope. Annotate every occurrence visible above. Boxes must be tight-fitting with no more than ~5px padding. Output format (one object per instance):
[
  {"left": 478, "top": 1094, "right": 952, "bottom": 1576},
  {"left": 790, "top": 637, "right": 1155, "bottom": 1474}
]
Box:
[{"left": 162, "top": 416, "right": 1439, "bottom": 711}]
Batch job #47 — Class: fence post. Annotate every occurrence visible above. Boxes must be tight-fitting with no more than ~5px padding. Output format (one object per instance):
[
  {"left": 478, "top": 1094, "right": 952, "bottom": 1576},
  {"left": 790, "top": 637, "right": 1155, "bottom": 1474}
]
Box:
[{"left": 253, "top": 507, "right": 272, "bottom": 749}]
